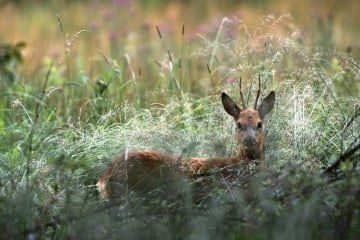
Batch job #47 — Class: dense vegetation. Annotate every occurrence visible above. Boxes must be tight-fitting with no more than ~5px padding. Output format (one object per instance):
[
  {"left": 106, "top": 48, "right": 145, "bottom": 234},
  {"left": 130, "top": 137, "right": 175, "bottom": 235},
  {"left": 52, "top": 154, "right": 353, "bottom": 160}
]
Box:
[{"left": 0, "top": 1, "right": 359, "bottom": 239}]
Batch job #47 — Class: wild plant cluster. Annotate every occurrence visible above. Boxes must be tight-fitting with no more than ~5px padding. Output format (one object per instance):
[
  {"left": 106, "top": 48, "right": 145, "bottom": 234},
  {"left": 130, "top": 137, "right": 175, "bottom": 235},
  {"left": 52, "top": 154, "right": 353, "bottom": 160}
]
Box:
[{"left": 0, "top": 13, "right": 359, "bottom": 239}]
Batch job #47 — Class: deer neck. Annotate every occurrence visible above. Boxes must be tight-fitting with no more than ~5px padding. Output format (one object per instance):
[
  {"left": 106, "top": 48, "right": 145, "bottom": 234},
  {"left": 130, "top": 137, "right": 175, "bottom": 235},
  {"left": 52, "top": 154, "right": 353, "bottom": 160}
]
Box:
[{"left": 238, "top": 146, "right": 262, "bottom": 161}]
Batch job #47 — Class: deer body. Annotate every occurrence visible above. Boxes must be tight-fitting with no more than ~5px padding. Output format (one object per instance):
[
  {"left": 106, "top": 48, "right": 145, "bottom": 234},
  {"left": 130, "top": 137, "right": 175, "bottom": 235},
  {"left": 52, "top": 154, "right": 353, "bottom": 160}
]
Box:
[
  {"left": 97, "top": 78, "right": 275, "bottom": 199},
  {"left": 97, "top": 150, "right": 242, "bottom": 198}
]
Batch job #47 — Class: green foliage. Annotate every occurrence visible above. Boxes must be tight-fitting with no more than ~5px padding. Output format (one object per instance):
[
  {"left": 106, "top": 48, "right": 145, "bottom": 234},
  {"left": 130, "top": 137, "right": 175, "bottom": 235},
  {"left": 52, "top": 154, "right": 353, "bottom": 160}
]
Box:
[{"left": 0, "top": 12, "right": 359, "bottom": 240}]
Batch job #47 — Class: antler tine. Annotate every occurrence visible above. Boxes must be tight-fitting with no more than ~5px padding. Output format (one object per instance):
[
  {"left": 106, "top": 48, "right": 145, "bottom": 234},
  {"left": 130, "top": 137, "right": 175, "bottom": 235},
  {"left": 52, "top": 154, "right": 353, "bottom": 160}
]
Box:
[
  {"left": 239, "top": 76, "right": 247, "bottom": 109},
  {"left": 254, "top": 75, "right": 261, "bottom": 109}
]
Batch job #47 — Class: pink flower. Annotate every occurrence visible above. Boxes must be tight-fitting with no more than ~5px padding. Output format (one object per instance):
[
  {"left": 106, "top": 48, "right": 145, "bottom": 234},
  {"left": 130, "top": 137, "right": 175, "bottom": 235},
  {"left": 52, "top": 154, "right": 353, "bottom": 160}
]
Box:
[
  {"left": 50, "top": 49, "right": 59, "bottom": 60},
  {"left": 226, "top": 77, "right": 235, "bottom": 84},
  {"left": 108, "top": 31, "right": 117, "bottom": 42},
  {"left": 90, "top": 20, "right": 99, "bottom": 30}
]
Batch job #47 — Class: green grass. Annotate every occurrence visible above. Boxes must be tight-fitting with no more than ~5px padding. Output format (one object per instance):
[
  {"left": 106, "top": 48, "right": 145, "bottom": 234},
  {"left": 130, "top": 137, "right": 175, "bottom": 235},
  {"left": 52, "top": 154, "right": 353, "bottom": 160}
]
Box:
[{"left": 0, "top": 5, "right": 360, "bottom": 240}]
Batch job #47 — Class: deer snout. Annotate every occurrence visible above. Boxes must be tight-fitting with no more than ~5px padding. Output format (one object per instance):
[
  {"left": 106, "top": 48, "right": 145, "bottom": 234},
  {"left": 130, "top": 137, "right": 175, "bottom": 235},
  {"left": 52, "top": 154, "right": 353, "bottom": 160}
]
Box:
[
  {"left": 242, "top": 127, "right": 257, "bottom": 148},
  {"left": 243, "top": 136, "right": 257, "bottom": 148}
]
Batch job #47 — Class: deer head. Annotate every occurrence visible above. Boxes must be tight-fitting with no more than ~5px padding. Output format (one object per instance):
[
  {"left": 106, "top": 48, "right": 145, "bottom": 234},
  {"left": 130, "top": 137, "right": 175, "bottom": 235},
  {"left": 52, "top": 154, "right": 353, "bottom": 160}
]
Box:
[{"left": 221, "top": 77, "right": 275, "bottom": 161}]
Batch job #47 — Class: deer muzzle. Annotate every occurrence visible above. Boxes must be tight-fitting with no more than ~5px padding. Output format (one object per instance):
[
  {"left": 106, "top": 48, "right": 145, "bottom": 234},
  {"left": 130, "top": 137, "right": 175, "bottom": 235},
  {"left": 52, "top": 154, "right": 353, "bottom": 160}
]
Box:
[{"left": 243, "top": 127, "right": 257, "bottom": 149}]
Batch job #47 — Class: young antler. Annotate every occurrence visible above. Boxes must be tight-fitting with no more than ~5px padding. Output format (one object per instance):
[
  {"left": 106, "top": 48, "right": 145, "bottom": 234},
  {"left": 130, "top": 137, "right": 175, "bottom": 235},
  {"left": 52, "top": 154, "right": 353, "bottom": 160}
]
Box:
[{"left": 254, "top": 75, "right": 261, "bottom": 109}]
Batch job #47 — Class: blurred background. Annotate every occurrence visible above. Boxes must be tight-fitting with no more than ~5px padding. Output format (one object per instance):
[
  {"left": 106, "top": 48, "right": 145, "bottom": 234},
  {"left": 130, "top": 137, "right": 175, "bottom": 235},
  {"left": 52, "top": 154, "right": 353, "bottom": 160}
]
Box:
[{"left": 1, "top": 0, "right": 359, "bottom": 77}]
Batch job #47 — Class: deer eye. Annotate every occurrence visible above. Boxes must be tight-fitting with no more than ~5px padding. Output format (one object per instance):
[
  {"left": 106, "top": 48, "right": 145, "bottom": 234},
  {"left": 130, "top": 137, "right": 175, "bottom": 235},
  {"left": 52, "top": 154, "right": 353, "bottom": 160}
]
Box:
[
  {"left": 237, "top": 122, "right": 244, "bottom": 130},
  {"left": 257, "top": 122, "right": 263, "bottom": 130}
]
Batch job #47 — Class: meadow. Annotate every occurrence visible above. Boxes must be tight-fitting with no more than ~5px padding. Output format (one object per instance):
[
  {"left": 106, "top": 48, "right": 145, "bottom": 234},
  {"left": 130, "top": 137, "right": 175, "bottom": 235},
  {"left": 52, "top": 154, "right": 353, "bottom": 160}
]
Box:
[{"left": 1, "top": 0, "right": 360, "bottom": 239}]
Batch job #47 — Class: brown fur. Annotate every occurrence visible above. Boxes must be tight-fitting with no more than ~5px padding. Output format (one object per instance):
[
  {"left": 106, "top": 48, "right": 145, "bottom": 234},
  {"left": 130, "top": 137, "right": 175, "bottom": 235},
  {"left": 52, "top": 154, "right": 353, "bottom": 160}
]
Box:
[{"left": 97, "top": 83, "right": 275, "bottom": 199}]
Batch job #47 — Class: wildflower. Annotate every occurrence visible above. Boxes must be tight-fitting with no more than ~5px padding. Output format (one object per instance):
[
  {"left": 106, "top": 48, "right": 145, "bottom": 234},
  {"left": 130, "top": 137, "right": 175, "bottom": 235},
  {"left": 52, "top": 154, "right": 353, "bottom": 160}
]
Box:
[
  {"left": 108, "top": 31, "right": 117, "bottom": 42},
  {"left": 50, "top": 49, "right": 59, "bottom": 60},
  {"left": 90, "top": 20, "right": 99, "bottom": 30},
  {"left": 226, "top": 77, "right": 235, "bottom": 85}
]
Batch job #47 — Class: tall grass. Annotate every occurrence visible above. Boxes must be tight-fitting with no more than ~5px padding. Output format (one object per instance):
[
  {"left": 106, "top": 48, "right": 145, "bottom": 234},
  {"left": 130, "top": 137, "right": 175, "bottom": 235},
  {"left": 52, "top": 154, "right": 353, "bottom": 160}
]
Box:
[{"left": 0, "top": 8, "right": 359, "bottom": 240}]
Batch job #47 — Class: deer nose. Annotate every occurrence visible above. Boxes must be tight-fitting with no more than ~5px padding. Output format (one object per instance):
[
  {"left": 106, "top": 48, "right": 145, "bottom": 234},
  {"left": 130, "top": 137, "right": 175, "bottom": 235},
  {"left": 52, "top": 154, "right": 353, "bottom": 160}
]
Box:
[{"left": 243, "top": 136, "right": 257, "bottom": 148}]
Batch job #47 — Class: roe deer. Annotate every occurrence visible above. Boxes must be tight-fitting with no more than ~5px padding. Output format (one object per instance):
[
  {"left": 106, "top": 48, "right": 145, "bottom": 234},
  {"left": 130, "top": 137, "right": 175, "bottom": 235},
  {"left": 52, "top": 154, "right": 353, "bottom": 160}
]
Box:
[{"left": 97, "top": 77, "right": 275, "bottom": 199}]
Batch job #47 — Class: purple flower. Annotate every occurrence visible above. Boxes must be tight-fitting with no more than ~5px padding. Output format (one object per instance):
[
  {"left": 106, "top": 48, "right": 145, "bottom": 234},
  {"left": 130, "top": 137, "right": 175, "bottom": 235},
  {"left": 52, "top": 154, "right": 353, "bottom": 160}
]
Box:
[
  {"left": 50, "top": 49, "right": 59, "bottom": 60},
  {"left": 90, "top": 20, "right": 99, "bottom": 30},
  {"left": 226, "top": 77, "right": 235, "bottom": 85},
  {"left": 108, "top": 31, "right": 117, "bottom": 42}
]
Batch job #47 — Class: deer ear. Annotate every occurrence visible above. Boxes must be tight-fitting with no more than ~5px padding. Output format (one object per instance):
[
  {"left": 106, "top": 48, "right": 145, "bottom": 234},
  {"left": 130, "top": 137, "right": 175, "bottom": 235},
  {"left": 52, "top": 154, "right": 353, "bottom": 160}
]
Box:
[
  {"left": 222, "top": 92, "right": 241, "bottom": 118},
  {"left": 258, "top": 91, "right": 275, "bottom": 119}
]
